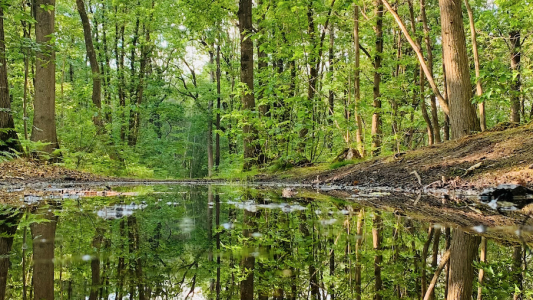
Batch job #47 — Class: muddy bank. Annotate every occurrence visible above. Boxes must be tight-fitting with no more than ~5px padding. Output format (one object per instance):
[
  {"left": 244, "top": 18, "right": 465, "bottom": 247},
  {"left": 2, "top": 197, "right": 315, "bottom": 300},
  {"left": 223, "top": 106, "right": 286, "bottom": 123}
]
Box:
[
  {"left": 290, "top": 123, "right": 533, "bottom": 192},
  {"left": 312, "top": 188, "right": 533, "bottom": 245}
]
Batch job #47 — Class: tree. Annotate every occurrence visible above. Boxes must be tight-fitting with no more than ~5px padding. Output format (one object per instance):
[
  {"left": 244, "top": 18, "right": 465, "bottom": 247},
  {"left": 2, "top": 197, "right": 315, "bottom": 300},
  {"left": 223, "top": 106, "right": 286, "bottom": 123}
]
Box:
[
  {"left": 371, "top": 0, "right": 384, "bottom": 156},
  {"left": 76, "top": 0, "right": 103, "bottom": 131},
  {"left": 0, "top": 4, "right": 21, "bottom": 154},
  {"left": 32, "top": 0, "right": 60, "bottom": 156},
  {"left": 509, "top": 30, "right": 521, "bottom": 123},
  {"left": 439, "top": 0, "right": 480, "bottom": 138},
  {"left": 238, "top": 0, "right": 262, "bottom": 170}
]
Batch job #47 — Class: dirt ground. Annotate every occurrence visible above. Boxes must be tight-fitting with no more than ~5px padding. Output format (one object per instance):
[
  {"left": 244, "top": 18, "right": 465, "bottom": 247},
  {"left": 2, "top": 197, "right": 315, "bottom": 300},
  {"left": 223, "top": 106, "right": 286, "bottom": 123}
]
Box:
[{"left": 295, "top": 122, "right": 533, "bottom": 191}]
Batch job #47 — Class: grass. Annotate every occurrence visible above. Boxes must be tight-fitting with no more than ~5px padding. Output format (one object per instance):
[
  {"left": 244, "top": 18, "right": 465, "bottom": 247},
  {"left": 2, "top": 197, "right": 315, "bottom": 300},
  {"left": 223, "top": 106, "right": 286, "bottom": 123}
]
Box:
[{"left": 329, "top": 160, "right": 357, "bottom": 170}]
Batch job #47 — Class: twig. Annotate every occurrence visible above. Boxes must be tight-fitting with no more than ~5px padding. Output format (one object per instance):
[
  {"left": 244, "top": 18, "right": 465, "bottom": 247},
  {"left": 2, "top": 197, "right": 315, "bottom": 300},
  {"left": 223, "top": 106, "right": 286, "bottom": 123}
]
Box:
[
  {"left": 463, "top": 162, "right": 482, "bottom": 177},
  {"left": 410, "top": 171, "right": 422, "bottom": 185}
]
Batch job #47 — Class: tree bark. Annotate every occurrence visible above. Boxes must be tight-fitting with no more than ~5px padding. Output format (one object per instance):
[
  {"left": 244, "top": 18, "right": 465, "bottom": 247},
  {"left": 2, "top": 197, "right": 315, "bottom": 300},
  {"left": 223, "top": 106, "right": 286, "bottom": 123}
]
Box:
[
  {"left": 31, "top": 208, "right": 58, "bottom": 300},
  {"left": 464, "top": 0, "right": 486, "bottom": 131},
  {"left": 371, "top": 0, "right": 383, "bottom": 156},
  {"left": 510, "top": 30, "right": 521, "bottom": 123},
  {"left": 76, "top": 0, "right": 103, "bottom": 130},
  {"left": 353, "top": 4, "right": 364, "bottom": 156},
  {"left": 439, "top": 0, "right": 480, "bottom": 138},
  {"left": 215, "top": 42, "right": 221, "bottom": 169},
  {"left": 328, "top": 25, "right": 335, "bottom": 149},
  {"left": 0, "top": 6, "right": 21, "bottom": 153},
  {"left": 31, "top": 0, "right": 60, "bottom": 156},
  {"left": 446, "top": 229, "right": 481, "bottom": 300},
  {"left": 239, "top": 0, "right": 262, "bottom": 170},
  {"left": 208, "top": 51, "right": 214, "bottom": 176}
]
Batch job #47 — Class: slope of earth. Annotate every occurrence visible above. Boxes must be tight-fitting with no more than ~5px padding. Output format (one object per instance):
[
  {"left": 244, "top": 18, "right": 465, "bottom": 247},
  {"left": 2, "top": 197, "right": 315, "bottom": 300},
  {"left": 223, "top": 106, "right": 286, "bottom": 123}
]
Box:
[{"left": 287, "top": 122, "right": 533, "bottom": 191}]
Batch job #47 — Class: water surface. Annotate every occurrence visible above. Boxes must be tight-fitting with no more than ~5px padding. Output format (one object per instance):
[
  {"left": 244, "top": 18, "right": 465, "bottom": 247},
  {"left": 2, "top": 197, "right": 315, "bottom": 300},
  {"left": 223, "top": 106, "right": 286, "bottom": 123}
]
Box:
[{"left": 0, "top": 184, "right": 530, "bottom": 299}]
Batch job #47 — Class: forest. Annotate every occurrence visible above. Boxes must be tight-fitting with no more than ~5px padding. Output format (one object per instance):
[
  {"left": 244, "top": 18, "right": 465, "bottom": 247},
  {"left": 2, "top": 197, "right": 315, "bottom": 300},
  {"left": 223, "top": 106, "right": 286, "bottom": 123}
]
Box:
[{"left": 0, "top": 0, "right": 530, "bottom": 178}]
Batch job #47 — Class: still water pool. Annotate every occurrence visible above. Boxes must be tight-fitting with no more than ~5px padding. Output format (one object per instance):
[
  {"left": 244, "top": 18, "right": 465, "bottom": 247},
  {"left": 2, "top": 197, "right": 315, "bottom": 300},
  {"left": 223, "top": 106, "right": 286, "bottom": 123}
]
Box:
[{"left": 0, "top": 184, "right": 531, "bottom": 299}]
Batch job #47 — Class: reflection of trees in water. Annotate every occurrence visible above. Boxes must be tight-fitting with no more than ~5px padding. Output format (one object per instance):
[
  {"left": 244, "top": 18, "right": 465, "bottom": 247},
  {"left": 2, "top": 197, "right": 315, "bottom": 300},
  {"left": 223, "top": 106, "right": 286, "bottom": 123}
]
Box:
[
  {"left": 0, "top": 208, "right": 21, "bottom": 300},
  {"left": 31, "top": 206, "right": 58, "bottom": 300},
  {"left": 0, "top": 186, "right": 531, "bottom": 299}
]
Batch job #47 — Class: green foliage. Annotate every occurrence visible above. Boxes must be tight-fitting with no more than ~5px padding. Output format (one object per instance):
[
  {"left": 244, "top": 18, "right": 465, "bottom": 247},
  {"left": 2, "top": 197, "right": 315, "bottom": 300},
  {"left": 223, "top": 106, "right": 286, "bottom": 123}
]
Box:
[{"left": 1, "top": 0, "right": 532, "bottom": 178}]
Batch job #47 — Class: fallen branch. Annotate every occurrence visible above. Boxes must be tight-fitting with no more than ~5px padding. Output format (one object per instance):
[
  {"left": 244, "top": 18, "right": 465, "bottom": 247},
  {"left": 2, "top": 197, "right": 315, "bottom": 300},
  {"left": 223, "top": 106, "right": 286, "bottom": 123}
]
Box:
[
  {"left": 423, "top": 250, "right": 451, "bottom": 300},
  {"left": 411, "top": 171, "right": 422, "bottom": 186},
  {"left": 463, "top": 162, "right": 483, "bottom": 177}
]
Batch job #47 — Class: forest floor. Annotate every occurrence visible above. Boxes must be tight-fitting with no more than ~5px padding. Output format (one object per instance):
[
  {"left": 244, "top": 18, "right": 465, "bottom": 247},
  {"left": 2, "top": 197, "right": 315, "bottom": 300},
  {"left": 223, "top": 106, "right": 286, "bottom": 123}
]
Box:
[
  {"left": 0, "top": 159, "right": 218, "bottom": 204},
  {"left": 263, "top": 121, "right": 533, "bottom": 192}
]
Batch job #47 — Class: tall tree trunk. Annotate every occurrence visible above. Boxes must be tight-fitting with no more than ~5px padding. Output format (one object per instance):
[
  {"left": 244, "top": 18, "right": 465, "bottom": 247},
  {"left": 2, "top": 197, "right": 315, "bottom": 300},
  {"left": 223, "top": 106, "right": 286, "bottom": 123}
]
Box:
[
  {"left": 115, "top": 9, "right": 126, "bottom": 142},
  {"left": 439, "top": 0, "right": 480, "bottom": 138},
  {"left": 215, "top": 42, "right": 221, "bottom": 170},
  {"left": 239, "top": 0, "right": 262, "bottom": 170},
  {"left": 510, "top": 30, "right": 521, "bottom": 123},
  {"left": 298, "top": 4, "right": 319, "bottom": 161},
  {"left": 446, "top": 230, "right": 481, "bottom": 300},
  {"left": 208, "top": 51, "right": 214, "bottom": 176},
  {"left": 0, "top": 209, "right": 22, "bottom": 300},
  {"left": 21, "top": 17, "right": 32, "bottom": 142},
  {"left": 130, "top": 9, "right": 154, "bottom": 147},
  {"left": 76, "top": 0, "right": 103, "bottom": 130},
  {"left": 373, "top": 211, "right": 383, "bottom": 300},
  {"left": 31, "top": 208, "right": 58, "bottom": 300},
  {"left": 101, "top": 1, "right": 112, "bottom": 124},
  {"left": 464, "top": 0, "right": 485, "bottom": 131},
  {"left": 353, "top": 4, "right": 364, "bottom": 156},
  {"left": 328, "top": 25, "right": 335, "bottom": 149},
  {"left": 371, "top": 0, "right": 383, "bottom": 156},
  {"left": 31, "top": 0, "right": 60, "bottom": 156},
  {"left": 0, "top": 6, "right": 21, "bottom": 153}
]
